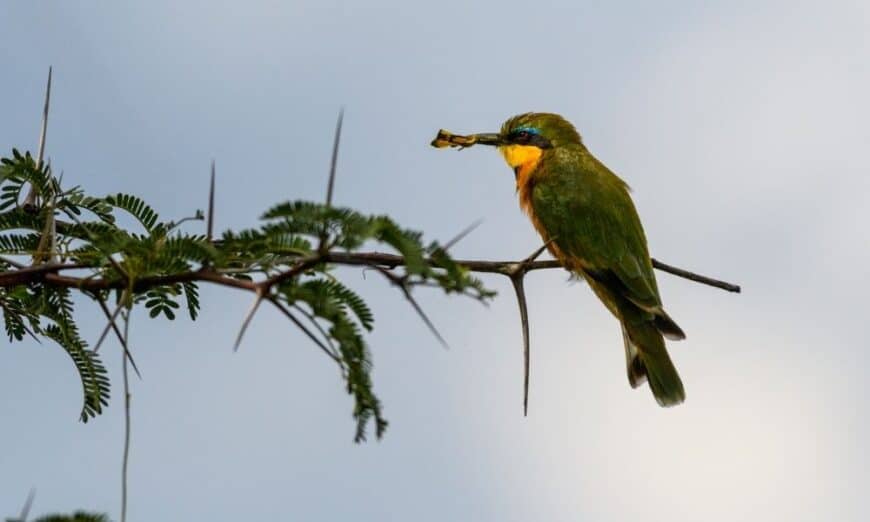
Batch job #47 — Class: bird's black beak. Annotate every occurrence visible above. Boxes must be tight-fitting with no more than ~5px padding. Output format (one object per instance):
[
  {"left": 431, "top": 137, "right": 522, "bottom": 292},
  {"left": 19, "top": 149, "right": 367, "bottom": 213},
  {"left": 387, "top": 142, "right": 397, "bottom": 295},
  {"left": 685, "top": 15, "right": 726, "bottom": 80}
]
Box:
[
  {"left": 431, "top": 130, "right": 504, "bottom": 149},
  {"left": 467, "top": 133, "right": 504, "bottom": 146}
]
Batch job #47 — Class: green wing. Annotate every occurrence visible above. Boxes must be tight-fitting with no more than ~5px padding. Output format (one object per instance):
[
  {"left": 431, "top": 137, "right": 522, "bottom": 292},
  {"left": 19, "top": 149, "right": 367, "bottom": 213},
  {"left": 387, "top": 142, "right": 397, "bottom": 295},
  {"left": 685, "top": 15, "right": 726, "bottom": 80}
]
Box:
[
  {"left": 530, "top": 146, "right": 687, "bottom": 405},
  {"left": 533, "top": 147, "right": 661, "bottom": 311}
]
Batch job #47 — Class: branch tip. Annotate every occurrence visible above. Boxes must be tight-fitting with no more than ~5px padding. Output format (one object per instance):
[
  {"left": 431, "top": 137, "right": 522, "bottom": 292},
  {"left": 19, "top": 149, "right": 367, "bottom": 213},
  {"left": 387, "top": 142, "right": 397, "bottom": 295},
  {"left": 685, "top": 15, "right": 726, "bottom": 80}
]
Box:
[
  {"left": 207, "top": 160, "right": 216, "bottom": 243},
  {"left": 95, "top": 296, "right": 142, "bottom": 379},
  {"left": 23, "top": 66, "right": 53, "bottom": 211},
  {"left": 510, "top": 275, "right": 531, "bottom": 416},
  {"left": 651, "top": 258, "right": 741, "bottom": 293},
  {"left": 324, "top": 108, "right": 344, "bottom": 209},
  {"left": 18, "top": 487, "right": 36, "bottom": 522},
  {"left": 270, "top": 297, "right": 342, "bottom": 364},
  {"left": 377, "top": 267, "right": 449, "bottom": 349},
  {"left": 233, "top": 291, "right": 265, "bottom": 352},
  {"left": 443, "top": 218, "right": 484, "bottom": 252}
]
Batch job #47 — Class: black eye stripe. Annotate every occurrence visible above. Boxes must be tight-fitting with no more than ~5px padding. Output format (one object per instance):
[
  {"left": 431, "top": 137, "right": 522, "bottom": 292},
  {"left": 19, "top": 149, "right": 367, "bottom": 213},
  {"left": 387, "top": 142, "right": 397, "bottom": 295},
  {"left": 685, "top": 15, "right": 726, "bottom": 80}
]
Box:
[
  {"left": 509, "top": 130, "right": 552, "bottom": 149},
  {"left": 511, "top": 130, "right": 532, "bottom": 143}
]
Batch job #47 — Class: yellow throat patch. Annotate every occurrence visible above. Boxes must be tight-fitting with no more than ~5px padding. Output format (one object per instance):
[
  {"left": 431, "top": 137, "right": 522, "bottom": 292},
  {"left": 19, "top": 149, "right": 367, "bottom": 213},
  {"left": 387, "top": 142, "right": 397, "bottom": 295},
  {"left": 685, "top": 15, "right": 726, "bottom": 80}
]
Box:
[
  {"left": 499, "top": 144, "right": 543, "bottom": 182},
  {"left": 499, "top": 144, "right": 544, "bottom": 223}
]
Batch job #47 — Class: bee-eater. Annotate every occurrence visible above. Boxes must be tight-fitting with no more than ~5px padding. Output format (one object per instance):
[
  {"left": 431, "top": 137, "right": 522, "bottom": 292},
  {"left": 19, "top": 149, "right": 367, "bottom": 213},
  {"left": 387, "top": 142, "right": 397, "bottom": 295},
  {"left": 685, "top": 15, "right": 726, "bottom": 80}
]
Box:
[{"left": 433, "top": 112, "right": 686, "bottom": 406}]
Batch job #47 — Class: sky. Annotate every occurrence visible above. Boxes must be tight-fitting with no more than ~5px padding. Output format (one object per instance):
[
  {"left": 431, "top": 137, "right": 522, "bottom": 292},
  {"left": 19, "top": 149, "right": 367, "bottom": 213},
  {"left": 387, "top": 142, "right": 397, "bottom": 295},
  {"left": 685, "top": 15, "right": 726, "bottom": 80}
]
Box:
[{"left": 1, "top": 1, "right": 868, "bottom": 520}]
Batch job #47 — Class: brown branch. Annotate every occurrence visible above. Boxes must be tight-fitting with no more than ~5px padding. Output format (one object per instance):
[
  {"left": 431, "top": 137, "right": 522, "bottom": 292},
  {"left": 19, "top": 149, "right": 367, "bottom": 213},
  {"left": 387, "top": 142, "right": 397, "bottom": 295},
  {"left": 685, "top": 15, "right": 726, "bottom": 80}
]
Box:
[
  {"left": 0, "top": 251, "right": 740, "bottom": 295},
  {"left": 41, "top": 268, "right": 257, "bottom": 292},
  {"left": 258, "top": 255, "right": 322, "bottom": 290},
  {"left": 323, "top": 251, "right": 741, "bottom": 293},
  {"left": 651, "top": 258, "right": 740, "bottom": 293},
  {"left": 0, "top": 262, "right": 90, "bottom": 286}
]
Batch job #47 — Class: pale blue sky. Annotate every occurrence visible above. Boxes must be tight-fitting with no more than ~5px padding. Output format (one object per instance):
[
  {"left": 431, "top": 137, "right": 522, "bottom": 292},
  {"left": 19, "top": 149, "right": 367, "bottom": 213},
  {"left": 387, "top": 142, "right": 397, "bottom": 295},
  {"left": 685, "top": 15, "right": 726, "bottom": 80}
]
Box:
[{"left": 1, "top": 1, "right": 868, "bottom": 520}]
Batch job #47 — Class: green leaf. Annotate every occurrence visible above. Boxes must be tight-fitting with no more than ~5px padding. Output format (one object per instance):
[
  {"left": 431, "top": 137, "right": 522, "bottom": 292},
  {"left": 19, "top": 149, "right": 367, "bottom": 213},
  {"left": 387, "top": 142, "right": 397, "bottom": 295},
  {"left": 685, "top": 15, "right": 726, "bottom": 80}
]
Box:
[
  {"left": 105, "top": 192, "right": 160, "bottom": 232},
  {"left": 41, "top": 323, "right": 110, "bottom": 422},
  {"left": 63, "top": 190, "right": 116, "bottom": 224},
  {"left": 182, "top": 282, "right": 200, "bottom": 320}
]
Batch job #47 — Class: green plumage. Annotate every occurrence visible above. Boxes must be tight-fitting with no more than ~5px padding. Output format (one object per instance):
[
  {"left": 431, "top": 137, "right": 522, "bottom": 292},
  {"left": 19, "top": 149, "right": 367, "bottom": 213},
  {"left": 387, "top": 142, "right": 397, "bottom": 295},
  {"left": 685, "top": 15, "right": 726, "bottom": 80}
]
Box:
[{"left": 505, "top": 113, "right": 686, "bottom": 406}]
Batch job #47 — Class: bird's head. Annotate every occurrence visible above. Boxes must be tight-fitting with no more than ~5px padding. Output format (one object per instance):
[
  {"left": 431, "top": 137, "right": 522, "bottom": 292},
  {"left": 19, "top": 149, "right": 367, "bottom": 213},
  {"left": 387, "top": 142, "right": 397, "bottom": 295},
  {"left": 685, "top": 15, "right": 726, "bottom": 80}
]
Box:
[{"left": 438, "top": 113, "right": 583, "bottom": 177}]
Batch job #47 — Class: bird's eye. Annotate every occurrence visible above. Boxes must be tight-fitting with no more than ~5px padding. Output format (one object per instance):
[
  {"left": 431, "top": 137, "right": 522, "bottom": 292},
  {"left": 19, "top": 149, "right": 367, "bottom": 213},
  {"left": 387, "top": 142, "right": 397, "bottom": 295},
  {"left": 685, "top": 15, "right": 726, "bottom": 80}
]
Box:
[{"left": 515, "top": 130, "right": 530, "bottom": 141}]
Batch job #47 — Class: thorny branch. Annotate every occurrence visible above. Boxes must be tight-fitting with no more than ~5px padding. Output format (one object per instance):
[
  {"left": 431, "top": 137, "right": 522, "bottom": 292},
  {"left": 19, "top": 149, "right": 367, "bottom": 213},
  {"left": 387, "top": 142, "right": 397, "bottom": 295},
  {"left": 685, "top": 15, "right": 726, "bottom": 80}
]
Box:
[
  {"left": 0, "top": 251, "right": 739, "bottom": 295},
  {"left": 0, "top": 241, "right": 739, "bottom": 420}
]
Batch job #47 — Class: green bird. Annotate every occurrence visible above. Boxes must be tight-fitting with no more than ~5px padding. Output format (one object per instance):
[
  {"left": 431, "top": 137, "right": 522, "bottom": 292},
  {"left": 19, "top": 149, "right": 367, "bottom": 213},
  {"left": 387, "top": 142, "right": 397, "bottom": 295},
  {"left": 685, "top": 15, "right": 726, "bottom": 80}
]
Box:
[{"left": 432, "top": 112, "right": 686, "bottom": 406}]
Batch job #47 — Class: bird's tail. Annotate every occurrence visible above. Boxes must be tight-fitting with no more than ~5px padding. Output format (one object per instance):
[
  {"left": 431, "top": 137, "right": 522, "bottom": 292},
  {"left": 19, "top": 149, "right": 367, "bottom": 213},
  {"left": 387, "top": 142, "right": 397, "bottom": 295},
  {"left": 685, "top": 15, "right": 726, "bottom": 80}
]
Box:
[{"left": 622, "top": 315, "right": 685, "bottom": 407}]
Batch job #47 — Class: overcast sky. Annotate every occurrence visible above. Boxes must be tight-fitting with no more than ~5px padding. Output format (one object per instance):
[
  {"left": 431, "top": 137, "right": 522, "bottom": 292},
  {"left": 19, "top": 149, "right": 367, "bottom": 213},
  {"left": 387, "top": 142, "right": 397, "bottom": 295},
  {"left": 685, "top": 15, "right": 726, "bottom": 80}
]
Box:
[{"left": 1, "top": 1, "right": 868, "bottom": 520}]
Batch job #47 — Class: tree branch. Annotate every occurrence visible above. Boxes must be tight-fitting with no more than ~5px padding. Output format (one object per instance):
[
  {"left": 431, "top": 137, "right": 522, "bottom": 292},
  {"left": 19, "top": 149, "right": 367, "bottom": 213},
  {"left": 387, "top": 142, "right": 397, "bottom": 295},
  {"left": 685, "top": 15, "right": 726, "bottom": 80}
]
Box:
[{"left": 0, "top": 251, "right": 739, "bottom": 294}]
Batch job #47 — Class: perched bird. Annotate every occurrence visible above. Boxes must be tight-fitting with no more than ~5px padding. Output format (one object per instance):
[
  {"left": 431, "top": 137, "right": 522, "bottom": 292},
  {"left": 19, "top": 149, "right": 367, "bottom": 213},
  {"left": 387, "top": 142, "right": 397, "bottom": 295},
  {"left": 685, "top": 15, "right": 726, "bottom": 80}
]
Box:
[{"left": 432, "top": 113, "right": 686, "bottom": 406}]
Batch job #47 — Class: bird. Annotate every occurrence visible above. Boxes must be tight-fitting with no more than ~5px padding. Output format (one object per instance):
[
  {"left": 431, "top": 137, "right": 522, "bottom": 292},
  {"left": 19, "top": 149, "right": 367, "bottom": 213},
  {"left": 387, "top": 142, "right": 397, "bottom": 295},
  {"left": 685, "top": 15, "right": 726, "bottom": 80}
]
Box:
[{"left": 432, "top": 112, "right": 686, "bottom": 406}]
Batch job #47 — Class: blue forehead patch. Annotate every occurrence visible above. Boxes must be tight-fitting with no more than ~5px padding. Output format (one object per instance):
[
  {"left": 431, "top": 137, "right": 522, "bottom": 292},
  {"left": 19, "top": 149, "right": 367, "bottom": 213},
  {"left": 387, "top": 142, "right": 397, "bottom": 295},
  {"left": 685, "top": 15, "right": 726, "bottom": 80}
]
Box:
[{"left": 513, "top": 126, "right": 540, "bottom": 135}]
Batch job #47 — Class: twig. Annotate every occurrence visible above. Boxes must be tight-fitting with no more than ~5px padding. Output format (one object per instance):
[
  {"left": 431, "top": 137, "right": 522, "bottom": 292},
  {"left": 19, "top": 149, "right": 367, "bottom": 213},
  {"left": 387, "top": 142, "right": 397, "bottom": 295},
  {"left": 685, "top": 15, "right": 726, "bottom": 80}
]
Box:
[
  {"left": 120, "top": 308, "right": 132, "bottom": 522},
  {"left": 268, "top": 297, "right": 342, "bottom": 364},
  {"left": 323, "top": 251, "right": 741, "bottom": 293},
  {"left": 166, "top": 213, "right": 204, "bottom": 231},
  {"left": 292, "top": 303, "right": 341, "bottom": 359},
  {"left": 324, "top": 109, "right": 344, "bottom": 209},
  {"left": 258, "top": 254, "right": 322, "bottom": 290},
  {"left": 375, "top": 266, "right": 449, "bottom": 349},
  {"left": 17, "top": 488, "right": 35, "bottom": 522},
  {"left": 207, "top": 160, "right": 216, "bottom": 243},
  {"left": 61, "top": 208, "right": 129, "bottom": 283},
  {"left": 233, "top": 289, "right": 264, "bottom": 351},
  {"left": 505, "top": 241, "right": 551, "bottom": 417},
  {"left": 511, "top": 276, "right": 530, "bottom": 416},
  {"left": 92, "top": 299, "right": 123, "bottom": 353},
  {"left": 651, "top": 258, "right": 740, "bottom": 293},
  {"left": 318, "top": 109, "right": 344, "bottom": 252},
  {"left": 22, "top": 67, "right": 52, "bottom": 212},
  {"left": 442, "top": 219, "right": 483, "bottom": 251},
  {"left": 94, "top": 294, "right": 142, "bottom": 379}
]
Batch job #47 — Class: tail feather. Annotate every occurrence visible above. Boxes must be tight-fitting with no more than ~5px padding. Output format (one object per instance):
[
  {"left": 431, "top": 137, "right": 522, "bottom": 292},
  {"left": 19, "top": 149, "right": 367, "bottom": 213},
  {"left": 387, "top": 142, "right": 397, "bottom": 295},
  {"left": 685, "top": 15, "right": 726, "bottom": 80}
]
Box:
[
  {"left": 622, "top": 319, "right": 685, "bottom": 407},
  {"left": 622, "top": 325, "right": 646, "bottom": 388},
  {"left": 653, "top": 308, "right": 686, "bottom": 341},
  {"left": 583, "top": 275, "right": 685, "bottom": 405}
]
